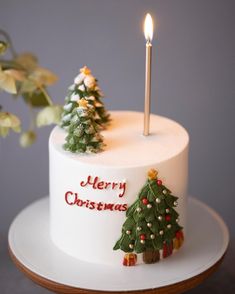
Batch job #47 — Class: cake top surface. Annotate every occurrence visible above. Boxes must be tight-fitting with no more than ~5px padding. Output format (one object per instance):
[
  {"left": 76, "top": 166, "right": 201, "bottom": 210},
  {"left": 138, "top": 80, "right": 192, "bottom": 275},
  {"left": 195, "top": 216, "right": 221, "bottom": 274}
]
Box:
[{"left": 50, "top": 111, "right": 189, "bottom": 168}]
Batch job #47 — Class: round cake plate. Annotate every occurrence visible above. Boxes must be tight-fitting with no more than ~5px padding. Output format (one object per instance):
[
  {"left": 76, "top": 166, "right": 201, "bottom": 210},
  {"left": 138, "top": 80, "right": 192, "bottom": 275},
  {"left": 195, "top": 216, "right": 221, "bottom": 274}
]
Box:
[{"left": 8, "top": 197, "right": 229, "bottom": 294}]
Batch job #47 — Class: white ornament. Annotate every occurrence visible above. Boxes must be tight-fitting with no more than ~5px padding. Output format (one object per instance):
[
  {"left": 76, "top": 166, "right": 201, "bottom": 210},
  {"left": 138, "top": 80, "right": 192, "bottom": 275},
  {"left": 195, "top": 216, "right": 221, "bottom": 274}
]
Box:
[
  {"left": 70, "top": 93, "right": 80, "bottom": 102},
  {"left": 176, "top": 218, "right": 179, "bottom": 223},
  {"left": 159, "top": 230, "right": 164, "bottom": 235},
  {"left": 129, "top": 244, "right": 134, "bottom": 249},
  {"left": 163, "top": 189, "right": 167, "bottom": 195},
  {"left": 126, "top": 230, "right": 131, "bottom": 235},
  {"left": 140, "top": 240, "right": 145, "bottom": 244},
  {"left": 165, "top": 208, "right": 170, "bottom": 213},
  {"left": 84, "top": 75, "right": 96, "bottom": 89},
  {"left": 150, "top": 234, "right": 155, "bottom": 239},
  {"left": 78, "top": 84, "right": 85, "bottom": 91},
  {"left": 74, "top": 73, "right": 85, "bottom": 85},
  {"left": 136, "top": 207, "right": 141, "bottom": 212},
  {"left": 147, "top": 204, "right": 152, "bottom": 209},
  {"left": 156, "top": 198, "right": 161, "bottom": 203},
  {"left": 167, "top": 224, "right": 172, "bottom": 229},
  {"left": 158, "top": 216, "right": 162, "bottom": 221},
  {"left": 137, "top": 226, "right": 142, "bottom": 231},
  {"left": 174, "top": 201, "right": 178, "bottom": 206},
  {"left": 147, "top": 222, "right": 152, "bottom": 228}
]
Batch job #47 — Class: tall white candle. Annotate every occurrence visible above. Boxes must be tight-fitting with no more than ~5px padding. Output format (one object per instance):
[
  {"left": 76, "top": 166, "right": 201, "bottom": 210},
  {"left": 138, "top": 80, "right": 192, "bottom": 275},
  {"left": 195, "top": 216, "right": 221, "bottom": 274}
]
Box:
[{"left": 143, "top": 13, "right": 153, "bottom": 136}]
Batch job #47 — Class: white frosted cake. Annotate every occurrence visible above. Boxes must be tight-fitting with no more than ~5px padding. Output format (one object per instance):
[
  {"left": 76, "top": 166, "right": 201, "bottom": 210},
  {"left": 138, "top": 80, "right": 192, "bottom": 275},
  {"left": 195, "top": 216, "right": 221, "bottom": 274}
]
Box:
[{"left": 49, "top": 111, "right": 189, "bottom": 266}]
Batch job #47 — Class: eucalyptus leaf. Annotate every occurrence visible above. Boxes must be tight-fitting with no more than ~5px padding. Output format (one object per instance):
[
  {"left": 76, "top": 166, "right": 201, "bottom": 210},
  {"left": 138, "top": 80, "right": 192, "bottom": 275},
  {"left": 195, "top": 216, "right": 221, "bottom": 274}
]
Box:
[
  {"left": 36, "top": 105, "right": 63, "bottom": 127},
  {"left": 20, "top": 78, "right": 38, "bottom": 93},
  {"left": 15, "top": 52, "right": 38, "bottom": 71},
  {"left": 0, "top": 111, "right": 20, "bottom": 126},
  {"left": 29, "top": 67, "right": 58, "bottom": 86},
  {"left": 23, "top": 89, "right": 50, "bottom": 107},
  {"left": 0, "top": 126, "right": 9, "bottom": 137},
  {"left": 0, "top": 66, "right": 17, "bottom": 94}
]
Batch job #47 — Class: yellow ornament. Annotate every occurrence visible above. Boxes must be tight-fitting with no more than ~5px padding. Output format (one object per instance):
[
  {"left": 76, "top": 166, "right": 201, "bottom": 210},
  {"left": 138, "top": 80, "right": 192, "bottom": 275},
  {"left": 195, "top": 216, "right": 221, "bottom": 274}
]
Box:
[
  {"left": 148, "top": 168, "right": 158, "bottom": 180},
  {"left": 78, "top": 98, "right": 88, "bottom": 108},
  {"left": 80, "top": 66, "right": 91, "bottom": 76}
]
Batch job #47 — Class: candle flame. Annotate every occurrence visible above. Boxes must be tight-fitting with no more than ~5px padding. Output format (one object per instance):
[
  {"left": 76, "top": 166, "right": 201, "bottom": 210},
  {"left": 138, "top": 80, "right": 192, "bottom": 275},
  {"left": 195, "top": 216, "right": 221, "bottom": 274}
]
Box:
[{"left": 144, "top": 13, "right": 153, "bottom": 42}]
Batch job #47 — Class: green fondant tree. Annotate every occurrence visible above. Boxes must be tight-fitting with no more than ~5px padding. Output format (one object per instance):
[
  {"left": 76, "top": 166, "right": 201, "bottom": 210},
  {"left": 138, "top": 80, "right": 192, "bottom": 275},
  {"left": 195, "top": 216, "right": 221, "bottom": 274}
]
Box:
[
  {"left": 61, "top": 66, "right": 110, "bottom": 130},
  {"left": 113, "top": 169, "right": 184, "bottom": 264},
  {"left": 63, "top": 98, "right": 104, "bottom": 153}
]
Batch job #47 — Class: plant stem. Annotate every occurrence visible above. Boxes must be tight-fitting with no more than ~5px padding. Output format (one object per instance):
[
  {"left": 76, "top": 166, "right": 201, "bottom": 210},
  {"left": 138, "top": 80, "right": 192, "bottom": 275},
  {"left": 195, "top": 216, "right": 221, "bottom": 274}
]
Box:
[{"left": 29, "top": 104, "right": 35, "bottom": 130}]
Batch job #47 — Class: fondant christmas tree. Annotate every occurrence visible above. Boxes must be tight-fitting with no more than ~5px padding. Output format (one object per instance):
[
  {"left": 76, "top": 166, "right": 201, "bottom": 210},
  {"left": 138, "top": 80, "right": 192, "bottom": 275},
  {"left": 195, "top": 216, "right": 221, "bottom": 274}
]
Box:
[
  {"left": 63, "top": 98, "right": 104, "bottom": 153},
  {"left": 113, "top": 169, "right": 184, "bottom": 265},
  {"left": 61, "top": 66, "right": 110, "bottom": 130}
]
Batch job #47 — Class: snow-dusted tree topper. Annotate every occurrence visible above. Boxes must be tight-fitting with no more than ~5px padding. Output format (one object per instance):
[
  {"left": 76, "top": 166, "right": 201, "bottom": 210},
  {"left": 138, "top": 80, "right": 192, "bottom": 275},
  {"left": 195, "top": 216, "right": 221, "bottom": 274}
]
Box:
[
  {"left": 84, "top": 75, "right": 96, "bottom": 89},
  {"left": 60, "top": 65, "right": 111, "bottom": 130}
]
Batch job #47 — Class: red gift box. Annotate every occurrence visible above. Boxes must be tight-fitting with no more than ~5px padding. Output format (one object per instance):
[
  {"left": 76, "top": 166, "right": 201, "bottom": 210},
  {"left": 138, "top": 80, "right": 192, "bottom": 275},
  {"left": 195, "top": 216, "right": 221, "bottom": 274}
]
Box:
[
  {"left": 163, "top": 241, "right": 173, "bottom": 258},
  {"left": 123, "top": 253, "right": 137, "bottom": 266}
]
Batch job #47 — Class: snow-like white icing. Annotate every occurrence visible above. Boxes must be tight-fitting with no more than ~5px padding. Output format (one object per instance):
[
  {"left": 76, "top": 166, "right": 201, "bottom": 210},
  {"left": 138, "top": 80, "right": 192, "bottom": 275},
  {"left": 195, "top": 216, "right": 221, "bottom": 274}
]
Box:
[{"left": 49, "top": 111, "right": 189, "bottom": 265}]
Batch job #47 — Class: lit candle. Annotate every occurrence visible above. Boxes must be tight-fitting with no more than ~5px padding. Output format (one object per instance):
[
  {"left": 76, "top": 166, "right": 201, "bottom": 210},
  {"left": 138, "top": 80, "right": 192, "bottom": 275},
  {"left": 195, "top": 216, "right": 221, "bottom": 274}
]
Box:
[{"left": 143, "top": 13, "right": 153, "bottom": 136}]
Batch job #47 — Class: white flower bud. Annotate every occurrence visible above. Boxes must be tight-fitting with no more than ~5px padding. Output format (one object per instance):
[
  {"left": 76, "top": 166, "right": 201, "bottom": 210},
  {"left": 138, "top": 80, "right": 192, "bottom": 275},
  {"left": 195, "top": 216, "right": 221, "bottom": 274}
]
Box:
[{"left": 19, "top": 131, "right": 36, "bottom": 148}]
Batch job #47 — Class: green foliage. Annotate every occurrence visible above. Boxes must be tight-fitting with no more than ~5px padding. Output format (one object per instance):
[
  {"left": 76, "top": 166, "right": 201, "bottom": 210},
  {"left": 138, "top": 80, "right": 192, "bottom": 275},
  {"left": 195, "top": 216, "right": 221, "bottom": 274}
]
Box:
[
  {"left": 63, "top": 104, "right": 104, "bottom": 154},
  {"left": 61, "top": 70, "right": 111, "bottom": 130},
  {"left": 22, "top": 89, "right": 50, "bottom": 107},
  {"left": 113, "top": 176, "right": 183, "bottom": 253},
  {"left": 0, "top": 30, "right": 59, "bottom": 146},
  {"left": 0, "top": 111, "right": 21, "bottom": 137}
]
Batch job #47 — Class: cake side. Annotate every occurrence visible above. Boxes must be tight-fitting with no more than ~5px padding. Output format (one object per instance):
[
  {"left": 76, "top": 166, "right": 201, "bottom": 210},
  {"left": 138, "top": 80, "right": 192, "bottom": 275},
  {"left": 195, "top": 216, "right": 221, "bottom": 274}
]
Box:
[{"left": 49, "top": 111, "right": 189, "bottom": 265}]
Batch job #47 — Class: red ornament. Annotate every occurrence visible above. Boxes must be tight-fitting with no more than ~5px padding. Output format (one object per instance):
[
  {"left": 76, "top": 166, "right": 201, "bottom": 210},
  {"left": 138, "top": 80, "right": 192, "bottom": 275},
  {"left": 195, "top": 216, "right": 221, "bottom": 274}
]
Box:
[
  {"left": 157, "top": 179, "right": 162, "bottom": 186},
  {"left": 165, "top": 215, "right": 171, "bottom": 222},
  {"left": 140, "top": 234, "right": 146, "bottom": 240},
  {"left": 142, "top": 198, "right": 149, "bottom": 205},
  {"left": 175, "top": 230, "right": 184, "bottom": 240}
]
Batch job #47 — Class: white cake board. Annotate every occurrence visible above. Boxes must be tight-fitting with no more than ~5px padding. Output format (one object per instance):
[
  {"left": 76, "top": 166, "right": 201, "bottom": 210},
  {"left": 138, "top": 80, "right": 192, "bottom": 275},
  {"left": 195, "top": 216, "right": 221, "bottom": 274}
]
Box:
[{"left": 8, "top": 197, "right": 229, "bottom": 293}]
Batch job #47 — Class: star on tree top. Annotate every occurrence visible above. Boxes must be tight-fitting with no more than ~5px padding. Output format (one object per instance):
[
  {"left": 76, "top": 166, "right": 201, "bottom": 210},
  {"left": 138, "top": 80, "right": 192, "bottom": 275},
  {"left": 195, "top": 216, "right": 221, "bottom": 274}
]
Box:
[
  {"left": 77, "top": 98, "right": 88, "bottom": 108},
  {"left": 80, "top": 66, "right": 91, "bottom": 75}
]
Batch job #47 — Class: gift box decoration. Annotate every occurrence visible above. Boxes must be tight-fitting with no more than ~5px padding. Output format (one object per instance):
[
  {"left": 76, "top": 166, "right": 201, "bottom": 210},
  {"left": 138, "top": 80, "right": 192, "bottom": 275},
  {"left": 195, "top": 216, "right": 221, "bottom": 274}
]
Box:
[
  {"left": 163, "top": 241, "right": 173, "bottom": 258},
  {"left": 123, "top": 253, "right": 137, "bottom": 266}
]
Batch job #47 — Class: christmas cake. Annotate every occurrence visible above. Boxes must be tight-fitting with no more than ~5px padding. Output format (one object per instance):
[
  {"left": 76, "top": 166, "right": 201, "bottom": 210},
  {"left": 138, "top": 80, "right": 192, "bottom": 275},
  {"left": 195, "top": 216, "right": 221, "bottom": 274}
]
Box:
[{"left": 49, "top": 67, "right": 189, "bottom": 266}]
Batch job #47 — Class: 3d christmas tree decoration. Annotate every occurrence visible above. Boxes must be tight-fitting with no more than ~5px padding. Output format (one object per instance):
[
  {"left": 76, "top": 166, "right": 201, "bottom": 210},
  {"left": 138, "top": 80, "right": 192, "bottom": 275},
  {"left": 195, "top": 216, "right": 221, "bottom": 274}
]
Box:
[
  {"left": 113, "top": 168, "right": 184, "bottom": 266},
  {"left": 63, "top": 98, "right": 104, "bottom": 154},
  {"left": 61, "top": 66, "right": 111, "bottom": 130}
]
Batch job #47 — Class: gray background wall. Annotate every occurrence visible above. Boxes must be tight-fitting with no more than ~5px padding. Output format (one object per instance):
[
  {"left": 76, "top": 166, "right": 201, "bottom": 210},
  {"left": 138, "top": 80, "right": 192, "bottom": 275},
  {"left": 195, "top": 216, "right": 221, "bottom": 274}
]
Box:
[{"left": 0, "top": 0, "right": 234, "bottom": 293}]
